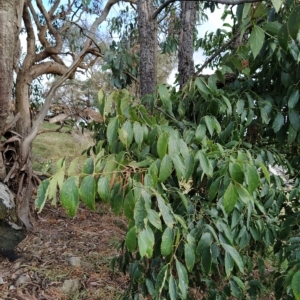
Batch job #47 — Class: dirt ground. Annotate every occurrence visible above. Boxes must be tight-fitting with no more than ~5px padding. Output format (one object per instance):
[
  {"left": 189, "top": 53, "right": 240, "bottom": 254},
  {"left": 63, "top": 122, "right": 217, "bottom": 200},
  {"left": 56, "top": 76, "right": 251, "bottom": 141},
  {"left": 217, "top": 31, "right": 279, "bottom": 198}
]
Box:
[{"left": 0, "top": 203, "right": 129, "bottom": 300}]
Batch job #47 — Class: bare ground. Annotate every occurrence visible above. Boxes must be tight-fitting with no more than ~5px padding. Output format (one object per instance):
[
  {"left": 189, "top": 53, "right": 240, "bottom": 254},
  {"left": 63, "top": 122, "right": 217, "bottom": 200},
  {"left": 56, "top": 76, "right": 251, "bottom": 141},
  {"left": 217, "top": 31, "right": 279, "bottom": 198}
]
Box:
[{"left": 0, "top": 203, "right": 129, "bottom": 300}]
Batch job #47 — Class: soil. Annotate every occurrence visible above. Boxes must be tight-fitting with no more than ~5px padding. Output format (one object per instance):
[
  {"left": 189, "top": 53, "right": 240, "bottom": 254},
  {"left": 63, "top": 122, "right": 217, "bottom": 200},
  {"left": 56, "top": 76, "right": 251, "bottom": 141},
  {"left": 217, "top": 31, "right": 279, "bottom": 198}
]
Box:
[{"left": 0, "top": 203, "right": 129, "bottom": 300}]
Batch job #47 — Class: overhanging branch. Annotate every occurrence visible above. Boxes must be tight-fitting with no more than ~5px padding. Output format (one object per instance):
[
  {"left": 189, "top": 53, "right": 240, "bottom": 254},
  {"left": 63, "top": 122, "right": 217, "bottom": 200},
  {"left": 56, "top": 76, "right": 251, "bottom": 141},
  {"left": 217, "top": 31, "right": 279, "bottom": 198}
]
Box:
[{"left": 153, "top": 0, "right": 264, "bottom": 20}]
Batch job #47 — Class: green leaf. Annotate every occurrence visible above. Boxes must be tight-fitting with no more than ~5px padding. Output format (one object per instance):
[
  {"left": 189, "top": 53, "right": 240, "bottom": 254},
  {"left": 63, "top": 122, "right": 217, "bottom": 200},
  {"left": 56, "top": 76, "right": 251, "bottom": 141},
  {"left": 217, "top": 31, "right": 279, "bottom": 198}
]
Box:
[
  {"left": 176, "top": 259, "right": 188, "bottom": 299},
  {"left": 271, "top": 0, "right": 282, "bottom": 12},
  {"left": 209, "top": 177, "right": 222, "bottom": 201},
  {"left": 236, "top": 183, "right": 252, "bottom": 205},
  {"left": 68, "top": 157, "right": 79, "bottom": 177},
  {"left": 258, "top": 162, "right": 270, "bottom": 184},
  {"left": 158, "top": 84, "right": 173, "bottom": 114},
  {"left": 156, "top": 194, "right": 175, "bottom": 227},
  {"left": 195, "top": 124, "right": 206, "bottom": 142},
  {"left": 79, "top": 175, "right": 96, "bottom": 210},
  {"left": 147, "top": 209, "right": 162, "bottom": 231},
  {"left": 289, "top": 110, "right": 300, "bottom": 131},
  {"left": 119, "top": 120, "right": 133, "bottom": 147},
  {"left": 292, "top": 271, "right": 300, "bottom": 300},
  {"left": 222, "top": 95, "right": 232, "bottom": 115},
  {"left": 111, "top": 192, "right": 123, "bottom": 215},
  {"left": 223, "top": 183, "right": 238, "bottom": 214},
  {"left": 169, "top": 275, "right": 177, "bottom": 300},
  {"left": 185, "top": 243, "right": 195, "bottom": 272},
  {"left": 161, "top": 227, "right": 174, "bottom": 256},
  {"left": 195, "top": 77, "right": 211, "bottom": 95},
  {"left": 170, "top": 153, "right": 186, "bottom": 181},
  {"left": 98, "top": 88, "right": 105, "bottom": 118},
  {"left": 133, "top": 122, "right": 143, "bottom": 146},
  {"left": 288, "top": 6, "right": 300, "bottom": 40},
  {"left": 233, "top": 276, "right": 246, "bottom": 291},
  {"left": 278, "top": 23, "right": 289, "bottom": 51},
  {"left": 124, "top": 191, "right": 135, "bottom": 220},
  {"left": 288, "top": 124, "right": 297, "bottom": 144},
  {"left": 134, "top": 197, "right": 147, "bottom": 231},
  {"left": 229, "top": 162, "right": 244, "bottom": 184},
  {"left": 272, "top": 112, "right": 285, "bottom": 133},
  {"left": 204, "top": 116, "right": 214, "bottom": 136},
  {"left": 221, "top": 243, "right": 244, "bottom": 273},
  {"left": 236, "top": 99, "right": 245, "bottom": 114},
  {"left": 246, "top": 165, "right": 260, "bottom": 194},
  {"left": 60, "top": 177, "right": 79, "bottom": 217},
  {"left": 157, "top": 132, "right": 169, "bottom": 159},
  {"left": 138, "top": 227, "right": 154, "bottom": 258},
  {"left": 288, "top": 90, "right": 299, "bottom": 109},
  {"left": 35, "top": 179, "right": 50, "bottom": 213},
  {"left": 197, "top": 232, "right": 212, "bottom": 256},
  {"left": 126, "top": 226, "right": 137, "bottom": 252},
  {"left": 107, "top": 117, "right": 119, "bottom": 145},
  {"left": 159, "top": 154, "right": 173, "bottom": 182},
  {"left": 249, "top": 25, "right": 265, "bottom": 58},
  {"left": 184, "top": 154, "right": 194, "bottom": 181},
  {"left": 155, "top": 265, "right": 168, "bottom": 297},
  {"left": 97, "top": 176, "right": 110, "bottom": 202},
  {"left": 201, "top": 247, "right": 212, "bottom": 274},
  {"left": 196, "top": 150, "right": 213, "bottom": 177},
  {"left": 83, "top": 157, "right": 94, "bottom": 174}
]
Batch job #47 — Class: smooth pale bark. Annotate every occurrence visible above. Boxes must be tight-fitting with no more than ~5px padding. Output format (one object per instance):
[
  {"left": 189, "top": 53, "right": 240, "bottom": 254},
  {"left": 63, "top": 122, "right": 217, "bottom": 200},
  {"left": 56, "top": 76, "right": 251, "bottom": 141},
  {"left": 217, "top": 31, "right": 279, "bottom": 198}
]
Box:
[
  {"left": 0, "top": 0, "right": 24, "bottom": 135},
  {"left": 178, "top": 1, "right": 198, "bottom": 90},
  {"left": 137, "top": 0, "right": 157, "bottom": 97}
]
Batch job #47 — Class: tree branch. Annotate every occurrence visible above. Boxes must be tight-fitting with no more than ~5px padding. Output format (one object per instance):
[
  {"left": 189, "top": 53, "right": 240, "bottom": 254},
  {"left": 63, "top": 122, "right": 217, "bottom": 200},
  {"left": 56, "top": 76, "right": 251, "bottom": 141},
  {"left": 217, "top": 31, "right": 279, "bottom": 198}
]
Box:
[
  {"left": 21, "top": 0, "right": 136, "bottom": 160},
  {"left": 152, "top": 0, "right": 263, "bottom": 20}
]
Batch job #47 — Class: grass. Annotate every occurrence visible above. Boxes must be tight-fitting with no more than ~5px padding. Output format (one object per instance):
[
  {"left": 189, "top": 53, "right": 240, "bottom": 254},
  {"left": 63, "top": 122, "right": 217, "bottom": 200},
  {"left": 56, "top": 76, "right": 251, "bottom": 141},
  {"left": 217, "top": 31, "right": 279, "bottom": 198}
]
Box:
[{"left": 32, "top": 122, "right": 94, "bottom": 174}]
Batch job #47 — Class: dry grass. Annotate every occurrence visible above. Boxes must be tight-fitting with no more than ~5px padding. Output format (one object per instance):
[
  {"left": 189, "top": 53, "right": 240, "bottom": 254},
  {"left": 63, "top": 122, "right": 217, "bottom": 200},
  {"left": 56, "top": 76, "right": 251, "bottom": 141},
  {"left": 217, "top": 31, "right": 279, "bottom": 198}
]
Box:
[{"left": 32, "top": 122, "right": 94, "bottom": 174}]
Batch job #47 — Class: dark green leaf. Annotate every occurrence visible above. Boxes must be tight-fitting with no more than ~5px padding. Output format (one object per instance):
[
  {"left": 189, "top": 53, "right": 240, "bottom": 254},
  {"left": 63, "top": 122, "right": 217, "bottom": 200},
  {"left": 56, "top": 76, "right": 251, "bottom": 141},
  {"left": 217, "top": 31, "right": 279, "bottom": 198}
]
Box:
[
  {"left": 138, "top": 227, "right": 154, "bottom": 258},
  {"left": 288, "top": 6, "right": 300, "bottom": 40},
  {"left": 124, "top": 191, "right": 135, "bottom": 220},
  {"left": 60, "top": 177, "right": 79, "bottom": 217},
  {"left": 133, "top": 122, "right": 143, "bottom": 146},
  {"left": 97, "top": 176, "right": 110, "bottom": 202},
  {"left": 229, "top": 162, "right": 244, "bottom": 184},
  {"left": 278, "top": 23, "right": 289, "bottom": 51},
  {"left": 204, "top": 116, "right": 214, "bottom": 136},
  {"left": 35, "top": 179, "right": 50, "bottom": 213},
  {"left": 185, "top": 243, "right": 195, "bottom": 272},
  {"left": 222, "top": 243, "right": 244, "bottom": 273},
  {"left": 288, "top": 124, "right": 297, "bottom": 144},
  {"left": 161, "top": 227, "right": 174, "bottom": 256},
  {"left": 223, "top": 183, "right": 238, "bottom": 214},
  {"left": 196, "top": 151, "right": 213, "bottom": 177},
  {"left": 126, "top": 226, "right": 136, "bottom": 252},
  {"left": 201, "top": 247, "right": 212, "bottom": 275},
  {"left": 107, "top": 117, "right": 119, "bottom": 145},
  {"left": 176, "top": 259, "right": 188, "bottom": 299},
  {"left": 246, "top": 165, "right": 260, "bottom": 194},
  {"left": 272, "top": 112, "right": 285, "bottom": 133},
  {"left": 195, "top": 124, "right": 206, "bottom": 142},
  {"left": 195, "top": 77, "right": 211, "bottom": 95},
  {"left": 209, "top": 177, "right": 222, "bottom": 201},
  {"left": 288, "top": 90, "right": 299, "bottom": 109},
  {"left": 249, "top": 25, "right": 265, "bottom": 58},
  {"left": 159, "top": 154, "right": 173, "bottom": 182},
  {"left": 80, "top": 175, "right": 96, "bottom": 210},
  {"left": 169, "top": 275, "right": 177, "bottom": 300},
  {"left": 289, "top": 110, "right": 300, "bottom": 131},
  {"left": 157, "top": 132, "right": 169, "bottom": 159},
  {"left": 83, "top": 157, "right": 94, "bottom": 174},
  {"left": 158, "top": 84, "right": 173, "bottom": 114},
  {"left": 155, "top": 265, "right": 168, "bottom": 297},
  {"left": 292, "top": 271, "right": 300, "bottom": 300}
]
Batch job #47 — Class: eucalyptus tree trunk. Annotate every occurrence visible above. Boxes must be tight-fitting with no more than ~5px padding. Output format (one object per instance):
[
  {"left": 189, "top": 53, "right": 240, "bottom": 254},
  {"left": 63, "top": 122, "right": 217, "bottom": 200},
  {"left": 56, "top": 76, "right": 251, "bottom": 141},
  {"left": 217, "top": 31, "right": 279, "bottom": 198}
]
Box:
[
  {"left": 0, "top": 0, "right": 23, "bottom": 136},
  {"left": 178, "top": 1, "right": 198, "bottom": 90},
  {"left": 137, "top": 0, "right": 157, "bottom": 97}
]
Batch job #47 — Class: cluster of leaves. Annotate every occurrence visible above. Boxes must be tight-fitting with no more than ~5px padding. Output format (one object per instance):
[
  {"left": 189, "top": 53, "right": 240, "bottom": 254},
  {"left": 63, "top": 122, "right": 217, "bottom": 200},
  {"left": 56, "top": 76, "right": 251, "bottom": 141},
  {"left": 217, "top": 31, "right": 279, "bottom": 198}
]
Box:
[{"left": 37, "top": 78, "right": 300, "bottom": 299}]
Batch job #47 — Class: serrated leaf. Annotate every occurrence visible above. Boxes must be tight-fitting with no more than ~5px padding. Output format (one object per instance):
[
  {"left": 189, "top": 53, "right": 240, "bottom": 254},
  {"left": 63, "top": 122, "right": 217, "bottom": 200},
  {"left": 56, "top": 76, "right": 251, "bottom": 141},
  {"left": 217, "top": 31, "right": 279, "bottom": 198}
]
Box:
[
  {"left": 35, "top": 179, "right": 50, "bottom": 213},
  {"left": 288, "top": 90, "right": 299, "bottom": 109},
  {"left": 221, "top": 243, "right": 244, "bottom": 273},
  {"left": 249, "top": 25, "right": 265, "bottom": 58},
  {"left": 138, "top": 227, "right": 154, "bottom": 258},
  {"left": 229, "top": 162, "right": 244, "bottom": 184},
  {"left": 184, "top": 243, "right": 195, "bottom": 272},
  {"left": 60, "top": 177, "right": 79, "bottom": 217},
  {"left": 107, "top": 117, "right": 119, "bottom": 145},
  {"left": 126, "top": 226, "right": 136, "bottom": 252},
  {"left": 80, "top": 175, "right": 96, "bottom": 210},
  {"left": 157, "top": 132, "right": 169, "bottom": 159},
  {"left": 223, "top": 183, "right": 238, "bottom": 214},
  {"left": 159, "top": 154, "right": 173, "bottom": 182},
  {"left": 161, "top": 227, "right": 174, "bottom": 256},
  {"left": 292, "top": 271, "right": 300, "bottom": 300},
  {"left": 133, "top": 122, "right": 143, "bottom": 146},
  {"left": 204, "top": 116, "right": 214, "bottom": 136},
  {"left": 156, "top": 194, "right": 175, "bottom": 227},
  {"left": 272, "top": 112, "right": 285, "bottom": 133},
  {"left": 176, "top": 259, "right": 188, "bottom": 299},
  {"left": 97, "top": 176, "right": 110, "bottom": 202},
  {"left": 246, "top": 165, "right": 260, "bottom": 194},
  {"left": 289, "top": 110, "right": 300, "bottom": 131}
]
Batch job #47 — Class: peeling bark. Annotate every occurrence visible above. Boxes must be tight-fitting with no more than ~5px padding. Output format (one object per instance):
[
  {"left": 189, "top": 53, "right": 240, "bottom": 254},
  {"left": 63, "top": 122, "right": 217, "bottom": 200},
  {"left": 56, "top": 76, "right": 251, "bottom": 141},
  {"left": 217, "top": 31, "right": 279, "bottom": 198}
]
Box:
[
  {"left": 137, "top": 0, "right": 157, "bottom": 97},
  {"left": 178, "top": 1, "right": 198, "bottom": 90}
]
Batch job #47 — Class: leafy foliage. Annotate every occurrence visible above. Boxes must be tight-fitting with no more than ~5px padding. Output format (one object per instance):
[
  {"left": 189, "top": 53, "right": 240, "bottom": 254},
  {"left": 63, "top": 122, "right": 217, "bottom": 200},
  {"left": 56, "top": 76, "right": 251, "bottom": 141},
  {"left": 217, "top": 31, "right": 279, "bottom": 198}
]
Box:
[{"left": 35, "top": 1, "right": 300, "bottom": 299}]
